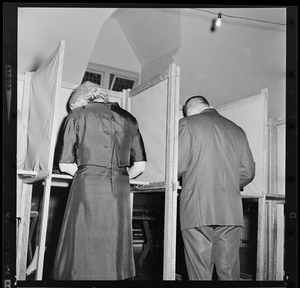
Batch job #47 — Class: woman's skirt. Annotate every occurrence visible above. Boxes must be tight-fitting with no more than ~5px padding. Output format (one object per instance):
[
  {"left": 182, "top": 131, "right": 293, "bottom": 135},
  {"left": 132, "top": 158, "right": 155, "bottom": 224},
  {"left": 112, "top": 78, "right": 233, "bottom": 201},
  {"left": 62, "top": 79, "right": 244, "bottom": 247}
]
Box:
[{"left": 53, "top": 165, "right": 135, "bottom": 280}]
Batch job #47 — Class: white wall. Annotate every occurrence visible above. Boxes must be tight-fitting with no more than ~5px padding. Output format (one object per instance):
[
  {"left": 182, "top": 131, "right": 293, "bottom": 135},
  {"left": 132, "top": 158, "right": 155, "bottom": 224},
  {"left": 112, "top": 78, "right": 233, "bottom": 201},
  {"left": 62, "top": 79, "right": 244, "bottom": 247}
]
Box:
[
  {"left": 18, "top": 8, "right": 116, "bottom": 84},
  {"left": 174, "top": 8, "right": 286, "bottom": 119},
  {"left": 18, "top": 7, "right": 286, "bottom": 120},
  {"left": 115, "top": 8, "right": 181, "bottom": 83},
  {"left": 110, "top": 7, "right": 286, "bottom": 119},
  {"left": 89, "top": 17, "right": 140, "bottom": 74},
  {"left": 116, "top": 8, "right": 181, "bottom": 66}
]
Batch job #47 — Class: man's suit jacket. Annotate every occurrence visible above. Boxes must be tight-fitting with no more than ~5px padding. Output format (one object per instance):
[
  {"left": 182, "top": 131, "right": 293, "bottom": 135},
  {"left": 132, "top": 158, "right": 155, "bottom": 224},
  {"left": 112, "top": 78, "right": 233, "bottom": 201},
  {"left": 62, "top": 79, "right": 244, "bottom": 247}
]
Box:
[{"left": 178, "top": 108, "right": 255, "bottom": 230}]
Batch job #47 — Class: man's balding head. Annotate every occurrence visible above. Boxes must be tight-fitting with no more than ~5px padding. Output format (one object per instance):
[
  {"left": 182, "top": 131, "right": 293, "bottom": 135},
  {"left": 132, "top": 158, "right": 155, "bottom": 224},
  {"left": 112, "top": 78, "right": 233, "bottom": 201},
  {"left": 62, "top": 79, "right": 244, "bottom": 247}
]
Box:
[{"left": 184, "top": 96, "right": 210, "bottom": 116}]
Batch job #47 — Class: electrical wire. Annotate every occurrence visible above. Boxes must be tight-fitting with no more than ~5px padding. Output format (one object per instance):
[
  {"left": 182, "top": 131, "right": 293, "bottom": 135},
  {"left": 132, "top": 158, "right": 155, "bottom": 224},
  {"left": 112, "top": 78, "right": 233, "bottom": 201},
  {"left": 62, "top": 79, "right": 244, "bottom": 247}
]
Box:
[{"left": 192, "top": 8, "right": 286, "bottom": 26}]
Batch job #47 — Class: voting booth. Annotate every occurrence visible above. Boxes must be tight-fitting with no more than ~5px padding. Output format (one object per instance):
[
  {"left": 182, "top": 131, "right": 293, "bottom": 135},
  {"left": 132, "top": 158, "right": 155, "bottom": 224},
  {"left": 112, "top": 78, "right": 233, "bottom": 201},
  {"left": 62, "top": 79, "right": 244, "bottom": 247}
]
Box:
[
  {"left": 17, "top": 41, "right": 179, "bottom": 280},
  {"left": 217, "top": 90, "right": 285, "bottom": 281},
  {"left": 17, "top": 41, "right": 284, "bottom": 281},
  {"left": 217, "top": 91, "right": 269, "bottom": 280}
]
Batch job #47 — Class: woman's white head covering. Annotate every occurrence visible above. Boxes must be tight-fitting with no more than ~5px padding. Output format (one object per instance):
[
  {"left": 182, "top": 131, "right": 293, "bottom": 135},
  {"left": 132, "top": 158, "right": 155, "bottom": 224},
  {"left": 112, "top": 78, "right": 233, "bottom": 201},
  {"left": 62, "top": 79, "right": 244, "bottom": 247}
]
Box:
[{"left": 69, "top": 81, "right": 109, "bottom": 110}]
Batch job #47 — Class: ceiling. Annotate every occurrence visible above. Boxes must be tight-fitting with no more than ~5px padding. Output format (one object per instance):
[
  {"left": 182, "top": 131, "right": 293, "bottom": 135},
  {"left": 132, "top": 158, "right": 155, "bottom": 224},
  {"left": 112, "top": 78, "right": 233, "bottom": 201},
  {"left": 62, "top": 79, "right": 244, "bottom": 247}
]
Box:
[
  {"left": 110, "top": 7, "right": 287, "bottom": 118},
  {"left": 111, "top": 7, "right": 286, "bottom": 67}
]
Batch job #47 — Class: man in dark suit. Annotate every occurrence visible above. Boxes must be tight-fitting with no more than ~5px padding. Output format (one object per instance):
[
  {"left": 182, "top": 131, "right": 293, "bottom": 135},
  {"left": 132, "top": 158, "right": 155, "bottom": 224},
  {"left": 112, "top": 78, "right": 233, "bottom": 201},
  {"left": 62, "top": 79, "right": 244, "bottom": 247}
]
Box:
[{"left": 178, "top": 95, "right": 255, "bottom": 280}]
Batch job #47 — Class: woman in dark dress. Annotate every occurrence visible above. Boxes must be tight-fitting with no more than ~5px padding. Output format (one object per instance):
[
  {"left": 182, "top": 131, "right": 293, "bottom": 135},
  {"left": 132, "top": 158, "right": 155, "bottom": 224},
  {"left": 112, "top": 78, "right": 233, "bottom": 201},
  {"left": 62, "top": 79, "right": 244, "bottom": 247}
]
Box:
[{"left": 53, "top": 82, "right": 147, "bottom": 280}]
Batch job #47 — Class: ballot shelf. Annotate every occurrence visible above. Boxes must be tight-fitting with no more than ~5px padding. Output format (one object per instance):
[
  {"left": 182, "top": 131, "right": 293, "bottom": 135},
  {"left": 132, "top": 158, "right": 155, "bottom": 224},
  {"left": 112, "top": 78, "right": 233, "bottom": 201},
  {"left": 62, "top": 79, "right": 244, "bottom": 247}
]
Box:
[
  {"left": 17, "top": 169, "right": 155, "bottom": 189},
  {"left": 18, "top": 170, "right": 270, "bottom": 197}
]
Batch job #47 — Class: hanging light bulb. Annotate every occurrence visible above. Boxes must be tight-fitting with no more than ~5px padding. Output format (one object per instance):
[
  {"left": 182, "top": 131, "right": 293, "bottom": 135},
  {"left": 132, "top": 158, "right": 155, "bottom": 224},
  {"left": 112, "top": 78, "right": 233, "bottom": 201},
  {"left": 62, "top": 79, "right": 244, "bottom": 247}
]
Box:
[
  {"left": 210, "top": 12, "right": 223, "bottom": 32},
  {"left": 215, "top": 12, "right": 222, "bottom": 27}
]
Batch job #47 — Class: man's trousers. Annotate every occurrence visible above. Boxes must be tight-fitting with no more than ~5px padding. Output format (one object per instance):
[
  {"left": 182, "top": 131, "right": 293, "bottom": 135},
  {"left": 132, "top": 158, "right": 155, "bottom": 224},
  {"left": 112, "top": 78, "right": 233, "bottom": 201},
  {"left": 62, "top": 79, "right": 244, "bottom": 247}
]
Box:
[{"left": 181, "top": 225, "right": 243, "bottom": 280}]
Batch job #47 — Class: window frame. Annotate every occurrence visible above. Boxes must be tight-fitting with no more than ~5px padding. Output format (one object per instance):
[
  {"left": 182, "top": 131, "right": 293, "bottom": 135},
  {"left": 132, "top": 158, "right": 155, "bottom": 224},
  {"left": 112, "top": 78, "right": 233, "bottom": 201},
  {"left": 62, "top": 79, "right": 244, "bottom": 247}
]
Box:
[
  {"left": 109, "top": 73, "right": 136, "bottom": 91},
  {"left": 85, "top": 62, "right": 140, "bottom": 91},
  {"left": 82, "top": 68, "right": 105, "bottom": 87}
]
